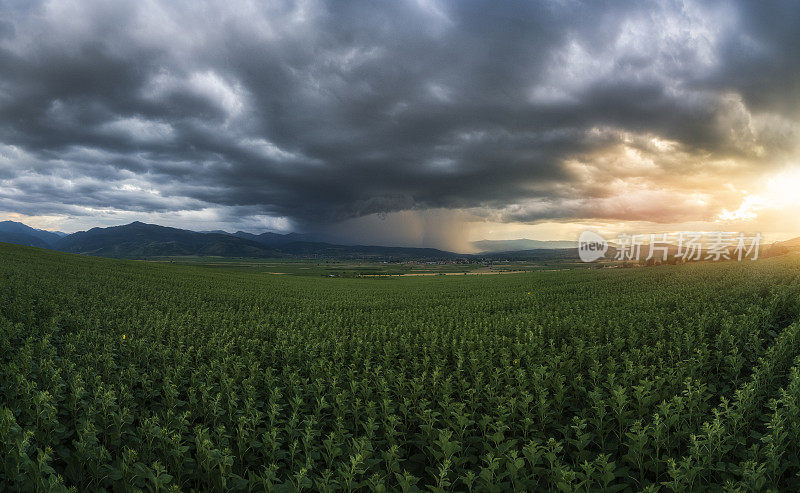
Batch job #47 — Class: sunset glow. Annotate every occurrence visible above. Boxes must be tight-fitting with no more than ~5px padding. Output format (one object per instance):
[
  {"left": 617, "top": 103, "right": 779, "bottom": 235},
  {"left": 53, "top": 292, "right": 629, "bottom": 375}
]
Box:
[{"left": 1, "top": 0, "right": 799, "bottom": 250}]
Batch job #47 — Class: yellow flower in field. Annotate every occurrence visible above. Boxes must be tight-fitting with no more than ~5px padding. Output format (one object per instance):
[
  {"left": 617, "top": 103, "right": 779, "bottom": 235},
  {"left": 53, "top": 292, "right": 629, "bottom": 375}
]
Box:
[
  {"left": 122, "top": 334, "right": 126, "bottom": 340},
  {"left": 513, "top": 359, "right": 518, "bottom": 365}
]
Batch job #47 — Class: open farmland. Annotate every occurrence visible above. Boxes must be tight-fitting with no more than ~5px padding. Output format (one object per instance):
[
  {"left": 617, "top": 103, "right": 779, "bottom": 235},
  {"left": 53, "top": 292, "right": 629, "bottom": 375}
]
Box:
[{"left": 3, "top": 243, "right": 800, "bottom": 491}]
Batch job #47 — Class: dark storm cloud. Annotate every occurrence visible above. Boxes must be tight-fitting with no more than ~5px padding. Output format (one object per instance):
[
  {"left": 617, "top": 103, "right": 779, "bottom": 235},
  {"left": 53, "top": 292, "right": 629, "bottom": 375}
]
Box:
[{"left": 0, "top": 0, "right": 799, "bottom": 232}]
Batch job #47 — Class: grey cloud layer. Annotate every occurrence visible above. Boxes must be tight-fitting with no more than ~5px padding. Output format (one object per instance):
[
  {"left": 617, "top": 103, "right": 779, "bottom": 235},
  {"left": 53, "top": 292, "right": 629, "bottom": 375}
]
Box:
[{"left": 0, "top": 0, "right": 798, "bottom": 231}]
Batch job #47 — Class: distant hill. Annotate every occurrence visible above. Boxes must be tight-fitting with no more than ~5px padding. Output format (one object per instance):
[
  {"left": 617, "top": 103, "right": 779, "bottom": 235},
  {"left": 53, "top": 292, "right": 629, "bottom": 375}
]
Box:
[
  {"left": 763, "top": 236, "right": 800, "bottom": 258},
  {"left": 205, "top": 229, "right": 456, "bottom": 258},
  {"left": 472, "top": 238, "right": 576, "bottom": 252},
  {"left": 776, "top": 236, "right": 800, "bottom": 249},
  {"left": 25, "top": 221, "right": 464, "bottom": 260},
  {"left": 54, "top": 222, "right": 280, "bottom": 258},
  {"left": 232, "top": 231, "right": 316, "bottom": 245},
  {"left": 0, "top": 231, "right": 51, "bottom": 248},
  {"left": 0, "top": 220, "right": 63, "bottom": 246},
  {"left": 274, "top": 240, "right": 460, "bottom": 259}
]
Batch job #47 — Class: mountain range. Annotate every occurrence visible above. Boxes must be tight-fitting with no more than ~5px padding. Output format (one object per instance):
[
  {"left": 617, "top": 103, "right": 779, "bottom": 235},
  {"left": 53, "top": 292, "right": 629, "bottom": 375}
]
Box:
[
  {"left": 55, "top": 222, "right": 281, "bottom": 258},
  {"left": 2, "top": 220, "right": 799, "bottom": 261},
  {"left": 0, "top": 220, "right": 465, "bottom": 260},
  {"left": 0, "top": 221, "right": 66, "bottom": 248}
]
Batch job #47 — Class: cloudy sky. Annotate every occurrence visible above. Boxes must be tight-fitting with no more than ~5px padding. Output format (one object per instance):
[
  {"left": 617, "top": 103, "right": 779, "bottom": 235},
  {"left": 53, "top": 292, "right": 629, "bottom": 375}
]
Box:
[{"left": 1, "top": 0, "right": 799, "bottom": 251}]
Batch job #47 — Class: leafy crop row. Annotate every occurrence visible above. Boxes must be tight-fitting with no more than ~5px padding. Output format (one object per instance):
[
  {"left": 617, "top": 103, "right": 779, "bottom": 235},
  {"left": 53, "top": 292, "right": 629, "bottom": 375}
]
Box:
[{"left": 2, "top": 243, "right": 800, "bottom": 491}]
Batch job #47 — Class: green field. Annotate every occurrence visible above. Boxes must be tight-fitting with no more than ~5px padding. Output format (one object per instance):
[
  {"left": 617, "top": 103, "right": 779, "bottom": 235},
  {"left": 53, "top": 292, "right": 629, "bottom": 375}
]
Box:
[
  {"left": 3, "top": 243, "right": 800, "bottom": 491},
  {"left": 135, "top": 256, "right": 579, "bottom": 277}
]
